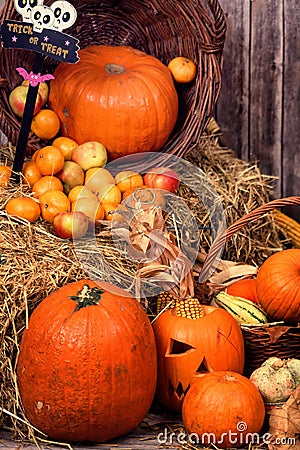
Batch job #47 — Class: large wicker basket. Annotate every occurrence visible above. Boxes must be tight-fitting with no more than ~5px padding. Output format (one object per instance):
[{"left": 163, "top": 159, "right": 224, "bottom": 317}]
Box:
[
  {"left": 198, "top": 196, "right": 300, "bottom": 377},
  {"left": 0, "top": 0, "right": 226, "bottom": 155}
]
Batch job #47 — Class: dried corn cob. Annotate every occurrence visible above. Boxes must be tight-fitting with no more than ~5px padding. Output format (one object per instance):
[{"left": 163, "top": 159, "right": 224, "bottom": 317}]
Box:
[
  {"left": 272, "top": 209, "right": 300, "bottom": 248},
  {"left": 157, "top": 292, "right": 204, "bottom": 319},
  {"left": 156, "top": 291, "right": 176, "bottom": 314},
  {"left": 175, "top": 297, "right": 204, "bottom": 319}
]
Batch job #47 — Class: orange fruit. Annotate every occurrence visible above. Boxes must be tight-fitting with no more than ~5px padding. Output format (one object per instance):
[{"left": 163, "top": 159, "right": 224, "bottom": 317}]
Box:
[
  {"left": 31, "top": 109, "right": 60, "bottom": 140},
  {"left": 39, "top": 190, "right": 70, "bottom": 223},
  {"left": 68, "top": 185, "right": 98, "bottom": 203},
  {"left": 102, "top": 202, "right": 125, "bottom": 222},
  {"left": 5, "top": 196, "right": 40, "bottom": 222},
  {"left": 85, "top": 167, "right": 115, "bottom": 194},
  {"left": 115, "top": 170, "right": 144, "bottom": 193},
  {"left": 72, "top": 198, "right": 104, "bottom": 224},
  {"left": 32, "top": 175, "right": 63, "bottom": 198},
  {"left": 97, "top": 184, "right": 122, "bottom": 205},
  {"left": 168, "top": 56, "right": 197, "bottom": 83},
  {"left": 0, "top": 165, "right": 12, "bottom": 188},
  {"left": 35, "top": 145, "right": 65, "bottom": 176},
  {"left": 31, "top": 149, "right": 40, "bottom": 162},
  {"left": 52, "top": 136, "right": 78, "bottom": 160},
  {"left": 22, "top": 161, "right": 42, "bottom": 187},
  {"left": 122, "top": 185, "right": 148, "bottom": 200}
]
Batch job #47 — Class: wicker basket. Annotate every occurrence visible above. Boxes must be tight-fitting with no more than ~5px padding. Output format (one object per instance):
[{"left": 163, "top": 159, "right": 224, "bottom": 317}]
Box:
[
  {"left": 0, "top": 0, "right": 226, "bottom": 155},
  {"left": 197, "top": 196, "right": 300, "bottom": 376}
]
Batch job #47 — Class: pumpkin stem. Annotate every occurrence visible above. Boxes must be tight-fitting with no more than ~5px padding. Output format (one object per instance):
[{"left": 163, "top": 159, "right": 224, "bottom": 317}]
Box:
[
  {"left": 105, "top": 63, "right": 126, "bottom": 74},
  {"left": 70, "top": 284, "right": 104, "bottom": 310}
]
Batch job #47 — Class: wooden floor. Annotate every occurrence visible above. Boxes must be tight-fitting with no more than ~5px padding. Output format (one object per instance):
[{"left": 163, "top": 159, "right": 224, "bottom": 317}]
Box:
[{"left": 0, "top": 413, "right": 182, "bottom": 449}]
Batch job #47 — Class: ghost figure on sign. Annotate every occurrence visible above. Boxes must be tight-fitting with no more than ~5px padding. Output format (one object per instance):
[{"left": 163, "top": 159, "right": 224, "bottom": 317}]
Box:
[
  {"left": 14, "top": 0, "right": 43, "bottom": 22},
  {"left": 49, "top": 1, "right": 77, "bottom": 33},
  {"left": 30, "top": 4, "right": 55, "bottom": 33}
]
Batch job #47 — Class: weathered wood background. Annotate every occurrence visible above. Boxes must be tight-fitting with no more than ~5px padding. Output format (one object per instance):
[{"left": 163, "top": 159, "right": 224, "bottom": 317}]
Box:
[{"left": 215, "top": 0, "right": 300, "bottom": 220}]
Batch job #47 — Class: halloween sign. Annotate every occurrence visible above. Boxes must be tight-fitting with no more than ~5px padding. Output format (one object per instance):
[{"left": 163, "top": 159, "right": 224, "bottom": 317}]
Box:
[
  {"left": 0, "top": 0, "right": 80, "bottom": 182},
  {"left": 0, "top": 1, "right": 79, "bottom": 63}
]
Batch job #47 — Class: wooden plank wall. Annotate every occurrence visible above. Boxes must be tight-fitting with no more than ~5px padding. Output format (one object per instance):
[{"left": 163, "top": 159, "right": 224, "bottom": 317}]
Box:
[{"left": 215, "top": 0, "right": 300, "bottom": 220}]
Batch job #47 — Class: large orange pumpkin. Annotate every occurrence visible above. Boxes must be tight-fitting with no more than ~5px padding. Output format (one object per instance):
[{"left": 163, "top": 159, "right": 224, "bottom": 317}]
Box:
[
  {"left": 48, "top": 45, "right": 179, "bottom": 160},
  {"left": 17, "top": 280, "right": 157, "bottom": 443},
  {"left": 256, "top": 249, "right": 300, "bottom": 323},
  {"left": 182, "top": 371, "right": 265, "bottom": 448},
  {"left": 152, "top": 301, "right": 245, "bottom": 413}
]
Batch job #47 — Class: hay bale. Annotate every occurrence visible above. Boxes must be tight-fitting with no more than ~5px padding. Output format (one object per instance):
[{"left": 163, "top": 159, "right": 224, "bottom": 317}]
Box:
[{"left": 0, "top": 131, "right": 288, "bottom": 440}]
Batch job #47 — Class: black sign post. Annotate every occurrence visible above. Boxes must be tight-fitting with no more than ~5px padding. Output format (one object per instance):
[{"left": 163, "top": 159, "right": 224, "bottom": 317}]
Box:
[{"left": 11, "top": 52, "right": 44, "bottom": 182}]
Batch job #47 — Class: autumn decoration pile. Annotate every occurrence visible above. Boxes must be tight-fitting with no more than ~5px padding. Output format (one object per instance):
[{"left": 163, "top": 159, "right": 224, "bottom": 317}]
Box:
[{"left": 0, "top": 43, "right": 300, "bottom": 449}]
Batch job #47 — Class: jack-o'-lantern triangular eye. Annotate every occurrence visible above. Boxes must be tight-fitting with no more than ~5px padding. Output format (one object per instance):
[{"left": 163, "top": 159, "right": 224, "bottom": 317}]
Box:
[
  {"left": 169, "top": 338, "right": 195, "bottom": 355},
  {"left": 195, "top": 358, "right": 210, "bottom": 375}
]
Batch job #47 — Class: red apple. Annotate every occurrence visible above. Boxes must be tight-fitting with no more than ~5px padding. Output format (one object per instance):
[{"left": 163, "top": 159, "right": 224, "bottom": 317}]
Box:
[
  {"left": 56, "top": 161, "right": 85, "bottom": 194},
  {"left": 9, "top": 85, "right": 43, "bottom": 118},
  {"left": 22, "top": 80, "right": 49, "bottom": 106},
  {"left": 53, "top": 211, "right": 89, "bottom": 239},
  {"left": 144, "top": 167, "right": 179, "bottom": 193},
  {"left": 71, "top": 141, "right": 107, "bottom": 171}
]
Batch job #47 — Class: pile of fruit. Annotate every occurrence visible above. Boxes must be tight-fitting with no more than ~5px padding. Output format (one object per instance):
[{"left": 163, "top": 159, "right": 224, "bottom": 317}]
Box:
[
  {"left": 2, "top": 136, "right": 180, "bottom": 239},
  {"left": 2, "top": 45, "right": 194, "bottom": 239}
]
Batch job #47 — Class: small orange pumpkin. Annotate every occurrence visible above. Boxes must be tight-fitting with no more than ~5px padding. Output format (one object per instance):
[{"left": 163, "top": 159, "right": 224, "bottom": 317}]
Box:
[
  {"left": 256, "top": 249, "right": 300, "bottom": 323},
  {"left": 182, "top": 371, "right": 265, "bottom": 448},
  {"left": 17, "top": 279, "right": 157, "bottom": 442},
  {"left": 48, "top": 45, "right": 179, "bottom": 160},
  {"left": 225, "top": 278, "right": 259, "bottom": 304}
]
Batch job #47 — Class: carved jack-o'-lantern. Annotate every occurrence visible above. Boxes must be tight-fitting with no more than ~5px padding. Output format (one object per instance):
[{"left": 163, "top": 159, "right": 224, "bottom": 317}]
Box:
[{"left": 152, "top": 299, "right": 245, "bottom": 413}]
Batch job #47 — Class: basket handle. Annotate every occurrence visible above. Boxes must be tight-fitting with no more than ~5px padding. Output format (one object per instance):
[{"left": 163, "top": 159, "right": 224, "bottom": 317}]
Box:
[
  {"left": 198, "top": 196, "right": 300, "bottom": 283},
  {"left": 200, "top": 0, "right": 227, "bottom": 54}
]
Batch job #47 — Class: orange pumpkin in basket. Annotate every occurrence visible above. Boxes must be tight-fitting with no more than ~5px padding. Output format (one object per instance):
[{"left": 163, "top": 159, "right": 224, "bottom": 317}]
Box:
[
  {"left": 48, "top": 45, "right": 179, "bottom": 160},
  {"left": 225, "top": 278, "right": 259, "bottom": 304},
  {"left": 256, "top": 249, "right": 300, "bottom": 323}
]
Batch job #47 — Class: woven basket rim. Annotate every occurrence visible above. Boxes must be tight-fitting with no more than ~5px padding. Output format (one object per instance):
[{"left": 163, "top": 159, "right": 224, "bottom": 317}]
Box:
[{"left": 0, "top": 0, "right": 226, "bottom": 155}]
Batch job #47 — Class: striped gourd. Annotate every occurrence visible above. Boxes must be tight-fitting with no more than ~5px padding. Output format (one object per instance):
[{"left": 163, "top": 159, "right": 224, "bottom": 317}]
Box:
[{"left": 214, "top": 292, "right": 268, "bottom": 325}]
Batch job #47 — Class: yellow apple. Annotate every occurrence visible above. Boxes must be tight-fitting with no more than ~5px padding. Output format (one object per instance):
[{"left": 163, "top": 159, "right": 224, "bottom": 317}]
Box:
[{"left": 71, "top": 141, "right": 107, "bottom": 171}]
